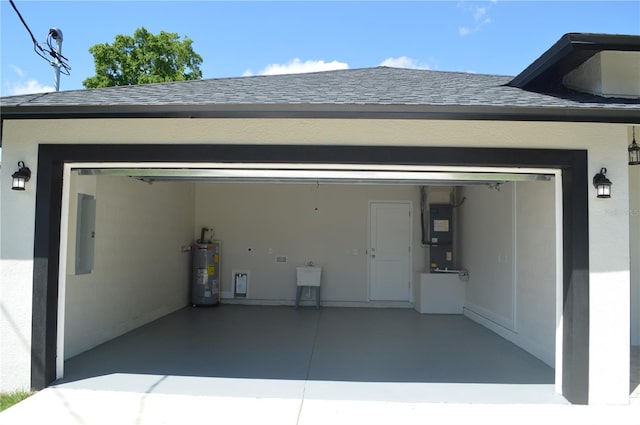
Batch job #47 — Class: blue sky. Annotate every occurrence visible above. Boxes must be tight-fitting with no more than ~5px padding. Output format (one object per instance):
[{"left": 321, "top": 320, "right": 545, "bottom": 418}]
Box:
[{"left": 1, "top": 1, "right": 639, "bottom": 96}]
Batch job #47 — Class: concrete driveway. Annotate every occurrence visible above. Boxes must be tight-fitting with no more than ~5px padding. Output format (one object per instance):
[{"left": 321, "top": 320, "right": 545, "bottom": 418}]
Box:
[{"left": 1, "top": 386, "right": 640, "bottom": 425}]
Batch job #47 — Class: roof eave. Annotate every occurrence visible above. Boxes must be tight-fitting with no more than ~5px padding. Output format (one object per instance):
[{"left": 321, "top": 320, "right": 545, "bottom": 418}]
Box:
[
  {"left": 1, "top": 103, "right": 638, "bottom": 124},
  {"left": 509, "top": 33, "right": 640, "bottom": 91}
]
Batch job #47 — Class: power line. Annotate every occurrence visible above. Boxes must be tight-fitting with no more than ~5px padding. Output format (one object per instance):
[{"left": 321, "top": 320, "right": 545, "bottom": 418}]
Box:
[
  {"left": 9, "top": 0, "right": 48, "bottom": 62},
  {"left": 9, "top": 0, "right": 38, "bottom": 45}
]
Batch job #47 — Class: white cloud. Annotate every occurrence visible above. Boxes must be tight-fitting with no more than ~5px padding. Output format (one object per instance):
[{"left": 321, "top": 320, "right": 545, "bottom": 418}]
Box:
[
  {"left": 5, "top": 65, "right": 54, "bottom": 95},
  {"left": 379, "top": 56, "right": 431, "bottom": 70},
  {"left": 457, "top": 2, "right": 494, "bottom": 37},
  {"left": 10, "top": 65, "right": 26, "bottom": 78},
  {"left": 474, "top": 6, "right": 487, "bottom": 22},
  {"left": 8, "top": 79, "right": 55, "bottom": 95},
  {"left": 458, "top": 27, "right": 471, "bottom": 37},
  {"left": 244, "top": 58, "right": 349, "bottom": 76}
]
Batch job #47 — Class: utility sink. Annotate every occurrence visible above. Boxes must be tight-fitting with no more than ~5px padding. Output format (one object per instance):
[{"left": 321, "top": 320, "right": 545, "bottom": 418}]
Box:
[{"left": 296, "top": 267, "right": 322, "bottom": 287}]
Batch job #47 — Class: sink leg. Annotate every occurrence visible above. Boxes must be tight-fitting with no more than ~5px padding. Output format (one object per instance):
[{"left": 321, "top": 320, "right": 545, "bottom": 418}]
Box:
[{"left": 295, "top": 286, "right": 302, "bottom": 308}]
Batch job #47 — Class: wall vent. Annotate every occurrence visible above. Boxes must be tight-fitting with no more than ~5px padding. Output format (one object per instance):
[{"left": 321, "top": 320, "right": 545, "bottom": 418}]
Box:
[{"left": 275, "top": 256, "right": 288, "bottom": 263}]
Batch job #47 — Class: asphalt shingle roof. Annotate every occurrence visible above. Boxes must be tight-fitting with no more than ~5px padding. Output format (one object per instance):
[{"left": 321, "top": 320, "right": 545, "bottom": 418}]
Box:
[{"left": 1, "top": 67, "right": 638, "bottom": 116}]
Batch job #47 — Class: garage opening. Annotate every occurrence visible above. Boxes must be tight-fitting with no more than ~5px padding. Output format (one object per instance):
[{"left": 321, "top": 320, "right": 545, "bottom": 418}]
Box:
[{"left": 54, "top": 162, "right": 564, "bottom": 404}]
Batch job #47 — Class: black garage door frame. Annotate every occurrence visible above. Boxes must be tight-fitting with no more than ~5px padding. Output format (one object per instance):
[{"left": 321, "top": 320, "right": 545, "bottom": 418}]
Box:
[{"left": 31, "top": 144, "right": 589, "bottom": 404}]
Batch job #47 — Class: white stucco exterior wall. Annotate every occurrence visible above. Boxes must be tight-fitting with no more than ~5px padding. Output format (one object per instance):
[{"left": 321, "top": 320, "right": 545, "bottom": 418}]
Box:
[
  {"left": 632, "top": 178, "right": 640, "bottom": 346},
  {"left": 587, "top": 132, "right": 631, "bottom": 405},
  {"left": 563, "top": 51, "right": 640, "bottom": 99},
  {"left": 0, "top": 118, "right": 632, "bottom": 404},
  {"left": 0, "top": 141, "right": 37, "bottom": 392},
  {"left": 629, "top": 127, "right": 640, "bottom": 346}
]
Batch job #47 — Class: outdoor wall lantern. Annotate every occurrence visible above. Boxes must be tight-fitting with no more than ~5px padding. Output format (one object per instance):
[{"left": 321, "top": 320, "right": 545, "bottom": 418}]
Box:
[
  {"left": 629, "top": 127, "right": 640, "bottom": 166},
  {"left": 11, "top": 161, "right": 31, "bottom": 191},
  {"left": 592, "top": 168, "right": 612, "bottom": 199}
]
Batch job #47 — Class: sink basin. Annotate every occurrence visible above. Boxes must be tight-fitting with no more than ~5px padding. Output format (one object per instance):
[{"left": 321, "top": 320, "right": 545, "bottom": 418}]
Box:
[{"left": 296, "top": 267, "right": 322, "bottom": 286}]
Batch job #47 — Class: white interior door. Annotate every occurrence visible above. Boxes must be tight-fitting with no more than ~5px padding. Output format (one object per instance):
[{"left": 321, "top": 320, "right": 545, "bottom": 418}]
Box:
[{"left": 369, "top": 202, "right": 412, "bottom": 301}]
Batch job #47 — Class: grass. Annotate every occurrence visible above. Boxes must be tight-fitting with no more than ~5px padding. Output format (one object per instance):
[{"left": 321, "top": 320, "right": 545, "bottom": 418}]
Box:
[{"left": 0, "top": 391, "right": 34, "bottom": 412}]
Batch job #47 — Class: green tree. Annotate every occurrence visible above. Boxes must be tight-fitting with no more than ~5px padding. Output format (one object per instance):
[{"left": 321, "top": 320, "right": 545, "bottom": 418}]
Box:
[{"left": 83, "top": 27, "right": 203, "bottom": 88}]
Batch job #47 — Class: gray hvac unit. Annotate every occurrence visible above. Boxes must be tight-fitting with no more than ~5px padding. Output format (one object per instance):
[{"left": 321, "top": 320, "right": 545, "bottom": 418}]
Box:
[{"left": 429, "top": 204, "right": 454, "bottom": 271}]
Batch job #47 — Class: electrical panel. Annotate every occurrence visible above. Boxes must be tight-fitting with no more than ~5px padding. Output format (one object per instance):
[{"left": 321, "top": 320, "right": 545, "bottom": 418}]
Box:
[{"left": 429, "top": 204, "right": 454, "bottom": 271}]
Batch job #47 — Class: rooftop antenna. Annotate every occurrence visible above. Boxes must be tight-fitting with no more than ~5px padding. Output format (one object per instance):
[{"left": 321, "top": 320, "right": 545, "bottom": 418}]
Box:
[
  {"left": 9, "top": 1, "right": 71, "bottom": 91},
  {"left": 49, "top": 28, "right": 64, "bottom": 91}
]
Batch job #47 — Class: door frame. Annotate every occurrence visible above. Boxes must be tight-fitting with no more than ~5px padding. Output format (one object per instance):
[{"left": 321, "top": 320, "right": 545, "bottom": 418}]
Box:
[
  {"left": 31, "top": 144, "right": 589, "bottom": 404},
  {"left": 368, "top": 200, "right": 413, "bottom": 303}
]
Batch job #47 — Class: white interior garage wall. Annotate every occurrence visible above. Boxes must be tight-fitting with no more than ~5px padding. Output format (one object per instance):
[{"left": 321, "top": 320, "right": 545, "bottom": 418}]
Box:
[
  {"left": 459, "top": 183, "right": 516, "bottom": 330},
  {"left": 64, "top": 174, "right": 195, "bottom": 358},
  {"left": 194, "top": 183, "right": 425, "bottom": 304},
  {"left": 459, "top": 180, "right": 556, "bottom": 366}
]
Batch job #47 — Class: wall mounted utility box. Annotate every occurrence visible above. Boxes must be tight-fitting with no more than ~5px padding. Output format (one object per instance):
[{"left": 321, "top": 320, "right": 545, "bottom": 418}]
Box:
[
  {"left": 191, "top": 242, "right": 221, "bottom": 306},
  {"left": 75, "top": 193, "right": 96, "bottom": 275},
  {"left": 233, "top": 270, "right": 249, "bottom": 298},
  {"left": 429, "top": 204, "right": 454, "bottom": 271}
]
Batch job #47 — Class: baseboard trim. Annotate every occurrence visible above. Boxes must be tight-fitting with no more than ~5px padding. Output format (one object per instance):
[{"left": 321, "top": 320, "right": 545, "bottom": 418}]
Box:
[{"left": 219, "top": 299, "right": 414, "bottom": 309}]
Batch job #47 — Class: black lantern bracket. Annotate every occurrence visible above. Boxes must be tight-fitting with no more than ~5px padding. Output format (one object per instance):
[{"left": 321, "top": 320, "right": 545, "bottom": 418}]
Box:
[
  {"left": 629, "top": 127, "right": 639, "bottom": 166},
  {"left": 592, "top": 167, "right": 612, "bottom": 199},
  {"left": 11, "top": 161, "right": 32, "bottom": 191}
]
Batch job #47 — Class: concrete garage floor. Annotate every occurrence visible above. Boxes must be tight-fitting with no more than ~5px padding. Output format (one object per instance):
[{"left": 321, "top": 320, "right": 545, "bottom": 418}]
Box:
[{"left": 53, "top": 305, "right": 562, "bottom": 404}]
